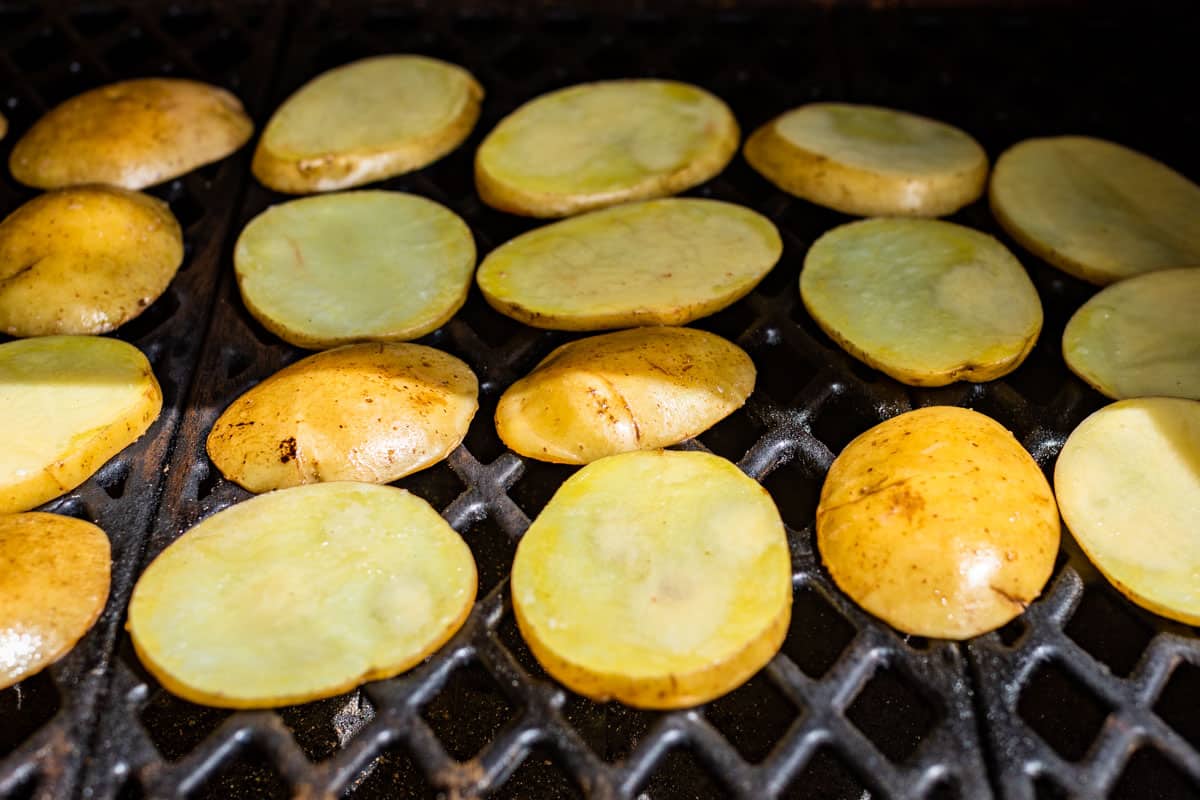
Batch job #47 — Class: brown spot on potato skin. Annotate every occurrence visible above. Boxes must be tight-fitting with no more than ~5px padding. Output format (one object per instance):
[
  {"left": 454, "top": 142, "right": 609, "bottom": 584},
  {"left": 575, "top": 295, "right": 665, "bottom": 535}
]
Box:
[{"left": 278, "top": 437, "right": 297, "bottom": 464}]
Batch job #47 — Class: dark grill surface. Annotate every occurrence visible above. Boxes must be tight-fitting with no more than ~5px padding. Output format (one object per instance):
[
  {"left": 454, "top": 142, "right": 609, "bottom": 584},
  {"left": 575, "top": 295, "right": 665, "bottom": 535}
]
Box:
[{"left": 1, "top": 2, "right": 1198, "bottom": 799}]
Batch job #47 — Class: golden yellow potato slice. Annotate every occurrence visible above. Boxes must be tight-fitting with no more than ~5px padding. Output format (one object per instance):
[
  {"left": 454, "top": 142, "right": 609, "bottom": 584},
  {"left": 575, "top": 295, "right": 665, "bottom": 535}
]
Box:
[
  {"left": 1055, "top": 398, "right": 1200, "bottom": 624},
  {"left": 745, "top": 103, "right": 987, "bottom": 217},
  {"left": 207, "top": 343, "right": 478, "bottom": 493},
  {"left": 990, "top": 136, "right": 1200, "bottom": 285},
  {"left": 128, "top": 482, "right": 476, "bottom": 708},
  {"left": 0, "top": 336, "right": 162, "bottom": 514},
  {"left": 512, "top": 450, "right": 791, "bottom": 708},
  {"left": 10, "top": 78, "right": 252, "bottom": 190},
  {"left": 497, "top": 327, "right": 755, "bottom": 464},
  {"left": 801, "top": 218, "right": 1042, "bottom": 386},
  {"left": 234, "top": 191, "right": 475, "bottom": 349},
  {"left": 253, "top": 55, "right": 483, "bottom": 194},
  {"left": 817, "top": 406, "right": 1059, "bottom": 639},
  {"left": 476, "top": 80, "right": 738, "bottom": 217},
  {"left": 0, "top": 186, "right": 183, "bottom": 337},
  {"left": 0, "top": 112, "right": 7, "bottom": 141},
  {"left": 477, "top": 198, "right": 781, "bottom": 330}
]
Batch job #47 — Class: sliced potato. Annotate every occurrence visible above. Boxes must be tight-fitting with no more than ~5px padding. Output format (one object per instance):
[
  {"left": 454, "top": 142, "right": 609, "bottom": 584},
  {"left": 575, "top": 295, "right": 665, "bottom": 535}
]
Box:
[
  {"left": 234, "top": 191, "right": 475, "bottom": 349},
  {"left": 801, "top": 218, "right": 1042, "bottom": 386},
  {"left": 817, "top": 406, "right": 1059, "bottom": 639},
  {"left": 476, "top": 80, "right": 738, "bottom": 217},
  {"left": 0, "top": 336, "right": 162, "bottom": 514},
  {"left": 477, "top": 198, "right": 780, "bottom": 330},
  {"left": 253, "top": 55, "right": 483, "bottom": 194},
  {"left": 0, "top": 186, "right": 184, "bottom": 337},
  {"left": 10, "top": 78, "right": 252, "bottom": 190},
  {"left": 512, "top": 450, "right": 791, "bottom": 708},
  {"left": 207, "top": 343, "right": 478, "bottom": 493},
  {"left": 0, "top": 112, "right": 6, "bottom": 141}
]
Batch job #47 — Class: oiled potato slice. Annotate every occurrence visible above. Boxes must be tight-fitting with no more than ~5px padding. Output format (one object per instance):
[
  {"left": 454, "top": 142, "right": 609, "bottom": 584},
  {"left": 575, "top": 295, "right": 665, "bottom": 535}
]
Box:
[
  {"left": 745, "top": 103, "right": 987, "bottom": 217},
  {"left": 990, "top": 137, "right": 1200, "bottom": 285},
  {"left": 512, "top": 450, "right": 791, "bottom": 708},
  {"left": 208, "top": 343, "right": 478, "bottom": 493},
  {"left": 801, "top": 218, "right": 1042, "bottom": 386},
  {"left": 818, "top": 407, "right": 1059, "bottom": 639},
  {"left": 476, "top": 80, "right": 738, "bottom": 217},
  {"left": 477, "top": 198, "right": 781, "bottom": 330},
  {"left": 10, "top": 78, "right": 252, "bottom": 190},
  {"left": 497, "top": 327, "right": 755, "bottom": 463},
  {"left": 0, "top": 337, "right": 162, "bottom": 514},
  {"left": 0, "top": 186, "right": 184, "bottom": 337},
  {"left": 235, "top": 191, "right": 475, "bottom": 349},
  {"left": 128, "top": 482, "right": 476, "bottom": 707},
  {"left": 253, "top": 56, "right": 483, "bottom": 194},
  {"left": 1055, "top": 398, "right": 1200, "bottom": 623}
]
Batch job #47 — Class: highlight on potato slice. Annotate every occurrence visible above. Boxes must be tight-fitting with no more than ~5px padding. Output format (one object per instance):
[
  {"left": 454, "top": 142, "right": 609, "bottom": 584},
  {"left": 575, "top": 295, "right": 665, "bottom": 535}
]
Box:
[
  {"left": 0, "top": 336, "right": 162, "bottom": 514},
  {"left": 477, "top": 198, "right": 781, "bottom": 330},
  {"left": 253, "top": 55, "right": 483, "bottom": 194},
  {"left": 744, "top": 102, "right": 988, "bottom": 217},
  {"left": 511, "top": 450, "right": 791, "bottom": 709},
  {"left": 476, "top": 80, "right": 739, "bottom": 217},
  {"left": 0, "top": 186, "right": 184, "bottom": 337},
  {"left": 800, "top": 218, "right": 1042, "bottom": 386},
  {"left": 817, "top": 406, "right": 1059, "bottom": 640},
  {"left": 235, "top": 191, "right": 475, "bottom": 349},
  {"left": 990, "top": 136, "right": 1200, "bottom": 285},
  {"left": 127, "top": 481, "right": 477, "bottom": 708},
  {"left": 10, "top": 78, "right": 252, "bottom": 190},
  {"left": 1055, "top": 398, "right": 1200, "bottom": 624}
]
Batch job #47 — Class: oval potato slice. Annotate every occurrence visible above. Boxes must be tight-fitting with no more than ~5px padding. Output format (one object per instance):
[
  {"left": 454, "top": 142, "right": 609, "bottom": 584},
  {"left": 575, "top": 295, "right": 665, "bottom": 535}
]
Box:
[
  {"left": 253, "top": 55, "right": 483, "bottom": 194},
  {"left": 990, "top": 136, "right": 1200, "bottom": 285},
  {"left": 497, "top": 327, "right": 755, "bottom": 463},
  {"left": 476, "top": 80, "right": 739, "bottom": 217},
  {"left": 817, "top": 406, "right": 1059, "bottom": 639},
  {"left": 0, "top": 186, "right": 184, "bottom": 337},
  {"left": 10, "top": 78, "right": 252, "bottom": 190},
  {"left": 477, "top": 198, "right": 781, "bottom": 330},
  {"left": 745, "top": 103, "right": 988, "bottom": 217},
  {"left": 512, "top": 450, "right": 791, "bottom": 709},
  {"left": 0, "top": 336, "right": 162, "bottom": 514},
  {"left": 208, "top": 343, "right": 478, "bottom": 493},
  {"left": 234, "top": 191, "right": 475, "bottom": 349},
  {"left": 801, "top": 218, "right": 1042, "bottom": 386}
]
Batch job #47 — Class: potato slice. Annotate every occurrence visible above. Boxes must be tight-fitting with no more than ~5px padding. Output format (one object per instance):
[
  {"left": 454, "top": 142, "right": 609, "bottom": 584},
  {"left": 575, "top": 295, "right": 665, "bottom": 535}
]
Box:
[
  {"left": 801, "top": 218, "right": 1042, "bottom": 386},
  {"left": 512, "top": 450, "right": 791, "bottom": 708},
  {"left": 208, "top": 343, "right": 478, "bottom": 493},
  {"left": 0, "top": 112, "right": 7, "bottom": 141},
  {"left": 234, "top": 191, "right": 475, "bottom": 349},
  {"left": 476, "top": 80, "right": 738, "bottom": 217},
  {"left": 477, "top": 198, "right": 781, "bottom": 330},
  {"left": 497, "top": 327, "right": 755, "bottom": 463},
  {"left": 10, "top": 78, "right": 252, "bottom": 190},
  {"left": 744, "top": 103, "right": 987, "bottom": 217},
  {"left": 0, "top": 336, "right": 162, "bottom": 514},
  {"left": 253, "top": 56, "right": 483, "bottom": 194},
  {"left": 0, "top": 186, "right": 184, "bottom": 337},
  {"left": 990, "top": 136, "right": 1200, "bottom": 285}
]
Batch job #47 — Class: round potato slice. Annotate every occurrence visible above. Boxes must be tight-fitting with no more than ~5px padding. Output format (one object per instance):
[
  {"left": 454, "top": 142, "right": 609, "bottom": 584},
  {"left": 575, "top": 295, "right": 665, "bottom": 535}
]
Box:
[
  {"left": 234, "top": 191, "right": 475, "bottom": 349},
  {"left": 207, "top": 343, "right": 478, "bottom": 493},
  {"left": 0, "top": 186, "right": 184, "bottom": 337},
  {"left": 253, "top": 55, "right": 483, "bottom": 194},
  {"left": 0, "top": 336, "right": 162, "bottom": 514},
  {"left": 476, "top": 80, "right": 739, "bottom": 217},
  {"left": 744, "top": 103, "right": 988, "bottom": 217},
  {"left": 990, "top": 136, "right": 1200, "bottom": 285},
  {"left": 477, "top": 198, "right": 781, "bottom": 330},
  {"left": 512, "top": 450, "right": 791, "bottom": 709},
  {"left": 10, "top": 78, "right": 252, "bottom": 190},
  {"left": 801, "top": 218, "right": 1042, "bottom": 386}
]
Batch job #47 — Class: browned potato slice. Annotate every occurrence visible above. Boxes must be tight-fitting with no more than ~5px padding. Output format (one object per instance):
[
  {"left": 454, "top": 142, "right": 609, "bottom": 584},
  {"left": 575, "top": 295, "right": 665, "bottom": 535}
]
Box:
[
  {"left": 207, "top": 343, "right": 478, "bottom": 493},
  {"left": 0, "top": 112, "right": 6, "bottom": 141},
  {"left": 817, "top": 406, "right": 1059, "bottom": 639},
  {"left": 0, "top": 186, "right": 183, "bottom": 337}
]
